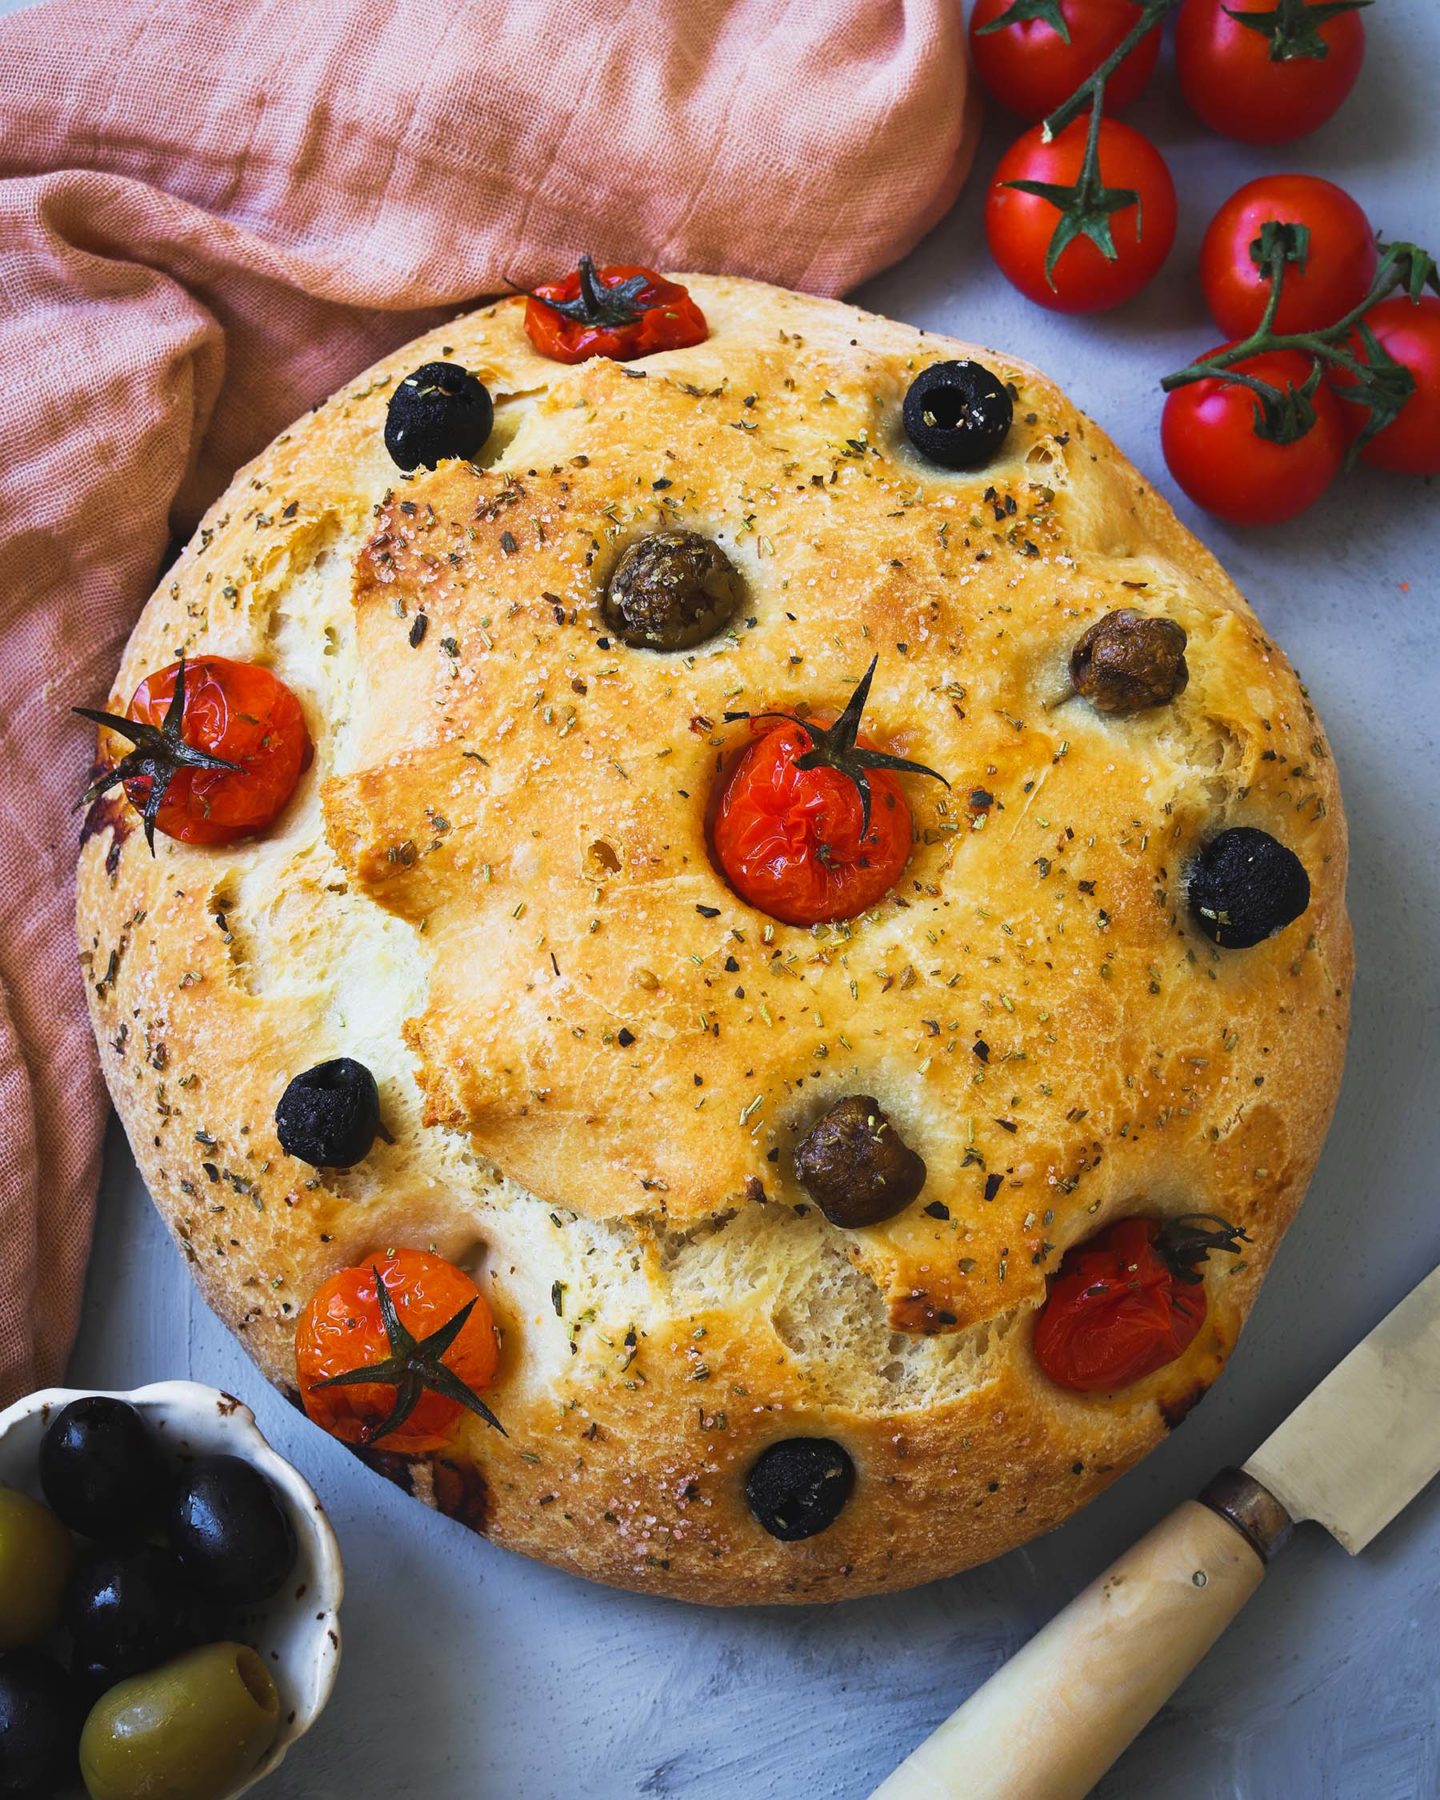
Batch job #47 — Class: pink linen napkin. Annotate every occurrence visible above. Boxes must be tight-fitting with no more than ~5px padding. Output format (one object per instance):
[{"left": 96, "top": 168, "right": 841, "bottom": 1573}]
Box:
[{"left": 0, "top": 0, "right": 978, "bottom": 1404}]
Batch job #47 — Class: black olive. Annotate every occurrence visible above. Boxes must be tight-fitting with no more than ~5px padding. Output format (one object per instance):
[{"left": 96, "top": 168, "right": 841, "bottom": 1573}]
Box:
[
  {"left": 1070, "top": 609, "right": 1189, "bottom": 713},
  {"left": 70, "top": 1657, "right": 125, "bottom": 1710},
  {"left": 1188, "top": 826, "right": 1310, "bottom": 949},
  {"left": 0, "top": 1648, "right": 82, "bottom": 1800},
  {"left": 166, "top": 1455, "right": 297, "bottom": 1605},
  {"left": 64, "top": 1546, "right": 193, "bottom": 1680},
  {"left": 39, "top": 1395, "right": 165, "bottom": 1542},
  {"left": 384, "top": 361, "right": 494, "bottom": 472},
  {"left": 794, "top": 1095, "right": 927, "bottom": 1228},
  {"left": 275, "top": 1057, "right": 381, "bottom": 1167},
  {"left": 745, "top": 1438, "right": 855, "bottom": 1541},
  {"left": 602, "top": 529, "right": 743, "bottom": 651},
  {"left": 902, "top": 360, "right": 1013, "bottom": 469}
]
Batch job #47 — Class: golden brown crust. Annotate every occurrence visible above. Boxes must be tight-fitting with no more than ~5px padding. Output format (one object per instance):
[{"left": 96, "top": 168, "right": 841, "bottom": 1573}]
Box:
[{"left": 76, "top": 276, "right": 1351, "bottom": 1603}]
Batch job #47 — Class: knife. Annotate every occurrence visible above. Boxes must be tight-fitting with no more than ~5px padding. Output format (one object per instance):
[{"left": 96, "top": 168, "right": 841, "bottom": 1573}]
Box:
[{"left": 869, "top": 1260, "right": 1440, "bottom": 1800}]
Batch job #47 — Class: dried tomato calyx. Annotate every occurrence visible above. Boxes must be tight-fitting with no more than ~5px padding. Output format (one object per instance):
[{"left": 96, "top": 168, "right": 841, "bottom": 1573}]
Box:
[
  {"left": 722, "top": 654, "right": 949, "bottom": 839},
  {"left": 311, "top": 1266, "right": 505, "bottom": 1445},
  {"left": 75, "top": 654, "right": 242, "bottom": 855},
  {"left": 1154, "top": 1213, "right": 1250, "bottom": 1285},
  {"left": 530, "top": 254, "right": 654, "bottom": 328}
]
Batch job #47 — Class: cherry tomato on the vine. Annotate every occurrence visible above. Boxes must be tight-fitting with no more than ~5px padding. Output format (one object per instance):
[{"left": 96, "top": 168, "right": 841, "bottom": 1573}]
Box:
[
  {"left": 1161, "top": 346, "right": 1346, "bottom": 525},
  {"left": 1033, "top": 1215, "right": 1244, "bottom": 1393},
  {"left": 985, "top": 117, "right": 1177, "bottom": 314},
  {"left": 1200, "top": 174, "right": 1376, "bottom": 338},
  {"left": 969, "top": 0, "right": 1161, "bottom": 122},
  {"left": 524, "top": 257, "right": 707, "bottom": 364},
  {"left": 296, "top": 1249, "right": 500, "bottom": 1453},
  {"left": 1176, "top": 0, "right": 1367, "bottom": 144},
  {"left": 1330, "top": 294, "right": 1440, "bottom": 476}
]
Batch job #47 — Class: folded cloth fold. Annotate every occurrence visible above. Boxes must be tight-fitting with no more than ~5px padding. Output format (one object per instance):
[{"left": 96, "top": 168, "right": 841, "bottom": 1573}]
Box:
[{"left": 0, "top": 0, "right": 977, "bottom": 1402}]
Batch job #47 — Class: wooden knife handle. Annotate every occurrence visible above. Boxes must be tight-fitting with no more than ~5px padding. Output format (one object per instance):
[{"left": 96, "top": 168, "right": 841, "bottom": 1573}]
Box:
[{"left": 869, "top": 1474, "right": 1293, "bottom": 1800}]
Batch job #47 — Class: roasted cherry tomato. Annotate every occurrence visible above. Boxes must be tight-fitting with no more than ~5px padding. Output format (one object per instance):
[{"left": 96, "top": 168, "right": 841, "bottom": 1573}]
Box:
[
  {"left": 1161, "top": 346, "right": 1346, "bottom": 525},
  {"left": 985, "top": 117, "right": 1176, "bottom": 314},
  {"left": 80, "top": 656, "right": 311, "bottom": 850},
  {"left": 710, "top": 660, "right": 946, "bottom": 928},
  {"left": 1176, "top": 0, "right": 1367, "bottom": 144},
  {"left": 1033, "top": 1215, "right": 1246, "bottom": 1392},
  {"left": 713, "top": 720, "right": 914, "bottom": 927},
  {"left": 524, "top": 255, "right": 708, "bottom": 364},
  {"left": 1331, "top": 295, "right": 1440, "bottom": 476},
  {"left": 295, "top": 1249, "right": 500, "bottom": 1453},
  {"left": 969, "top": 0, "right": 1161, "bottom": 121},
  {"left": 1200, "top": 175, "right": 1376, "bottom": 338}
]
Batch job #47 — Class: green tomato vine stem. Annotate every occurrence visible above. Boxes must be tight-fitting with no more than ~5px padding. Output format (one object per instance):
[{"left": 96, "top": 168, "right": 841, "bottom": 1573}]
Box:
[
  {"left": 999, "top": 0, "right": 1182, "bottom": 284},
  {"left": 1227, "top": 0, "right": 1372, "bottom": 63},
  {"left": 1041, "top": 0, "right": 1183, "bottom": 139},
  {"left": 1160, "top": 236, "right": 1440, "bottom": 450}
]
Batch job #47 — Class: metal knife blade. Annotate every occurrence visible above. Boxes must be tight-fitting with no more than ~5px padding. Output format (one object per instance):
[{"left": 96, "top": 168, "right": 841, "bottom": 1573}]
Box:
[{"left": 1244, "top": 1260, "right": 1440, "bottom": 1554}]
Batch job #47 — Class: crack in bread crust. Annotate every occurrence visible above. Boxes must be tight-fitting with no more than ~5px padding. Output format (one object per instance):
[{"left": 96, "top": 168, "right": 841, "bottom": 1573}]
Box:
[{"left": 77, "top": 276, "right": 1351, "bottom": 1603}]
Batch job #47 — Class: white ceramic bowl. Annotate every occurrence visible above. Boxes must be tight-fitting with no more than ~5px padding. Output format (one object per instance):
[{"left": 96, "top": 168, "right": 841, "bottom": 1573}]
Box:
[{"left": 0, "top": 1380, "right": 342, "bottom": 1798}]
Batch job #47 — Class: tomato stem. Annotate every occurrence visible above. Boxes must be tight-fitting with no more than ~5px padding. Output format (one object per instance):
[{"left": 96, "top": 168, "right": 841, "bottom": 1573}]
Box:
[
  {"left": 1004, "top": 0, "right": 1180, "bottom": 282},
  {"left": 1226, "top": 0, "right": 1372, "bottom": 64},
  {"left": 74, "top": 654, "right": 243, "bottom": 855},
  {"left": 975, "top": 0, "right": 1073, "bottom": 44},
  {"left": 1155, "top": 1213, "right": 1249, "bottom": 1284},
  {"left": 1040, "top": 0, "right": 1182, "bottom": 139},
  {"left": 312, "top": 1266, "right": 505, "bottom": 1445},
  {"left": 1002, "top": 82, "right": 1144, "bottom": 283},
  {"left": 527, "top": 255, "right": 654, "bottom": 329},
  {"left": 722, "top": 655, "right": 949, "bottom": 841},
  {"left": 1160, "top": 235, "right": 1439, "bottom": 451}
]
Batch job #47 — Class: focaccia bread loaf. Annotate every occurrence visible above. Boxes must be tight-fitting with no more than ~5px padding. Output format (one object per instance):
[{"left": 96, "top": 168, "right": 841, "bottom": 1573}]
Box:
[{"left": 77, "top": 275, "right": 1351, "bottom": 1603}]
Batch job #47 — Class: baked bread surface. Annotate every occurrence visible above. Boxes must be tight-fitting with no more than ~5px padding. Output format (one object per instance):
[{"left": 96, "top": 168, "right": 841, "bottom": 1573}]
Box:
[{"left": 77, "top": 275, "right": 1351, "bottom": 1603}]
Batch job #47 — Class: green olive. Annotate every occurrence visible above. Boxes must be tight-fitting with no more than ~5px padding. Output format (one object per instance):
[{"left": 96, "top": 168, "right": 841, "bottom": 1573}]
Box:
[
  {"left": 0, "top": 1485, "right": 74, "bottom": 1648},
  {"left": 80, "top": 1641, "right": 280, "bottom": 1800},
  {"left": 602, "top": 528, "right": 744, "bottom": 650}
]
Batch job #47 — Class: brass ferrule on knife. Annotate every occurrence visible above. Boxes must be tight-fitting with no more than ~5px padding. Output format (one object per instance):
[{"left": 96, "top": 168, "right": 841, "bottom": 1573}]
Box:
[{"left": 1199, "top": 1467, "right": 1295, "bottom": 1563}]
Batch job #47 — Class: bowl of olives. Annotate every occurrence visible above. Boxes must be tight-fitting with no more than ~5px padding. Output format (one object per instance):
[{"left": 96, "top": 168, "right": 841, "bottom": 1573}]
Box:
[{"left": 0, "top": 1381, "right": 342, "bottom": 1800}]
